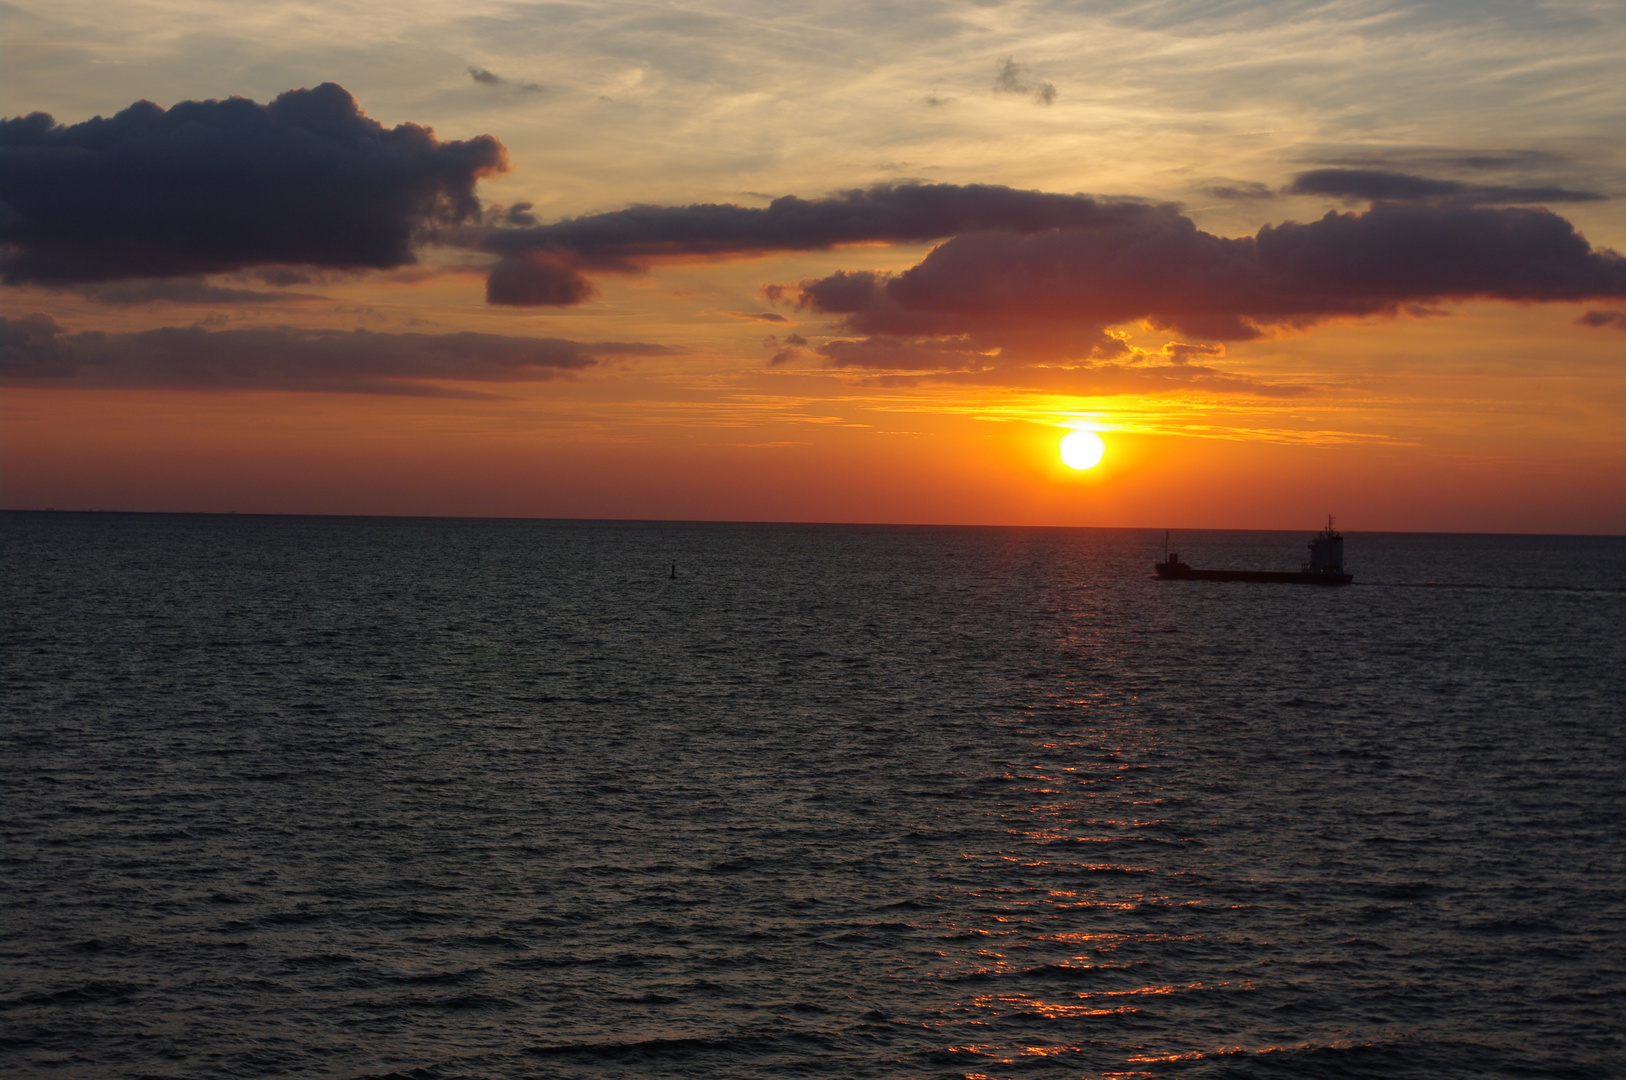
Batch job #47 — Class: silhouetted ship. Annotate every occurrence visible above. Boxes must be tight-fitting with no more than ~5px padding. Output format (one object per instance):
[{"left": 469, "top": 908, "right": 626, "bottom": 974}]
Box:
[{"left": 1155, "top": 518, "right": 1353, "bottom": 585}]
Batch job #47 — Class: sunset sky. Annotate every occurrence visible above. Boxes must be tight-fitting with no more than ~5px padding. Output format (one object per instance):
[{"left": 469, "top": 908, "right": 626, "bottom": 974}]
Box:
[{"left": 4, "top": 0, "right": 1623, "bottom": 531}]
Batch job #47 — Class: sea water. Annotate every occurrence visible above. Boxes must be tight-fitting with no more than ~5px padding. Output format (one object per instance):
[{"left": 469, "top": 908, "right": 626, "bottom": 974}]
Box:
[{"left": 2, "top": 512, "right": 1622, "bottom": 1079}]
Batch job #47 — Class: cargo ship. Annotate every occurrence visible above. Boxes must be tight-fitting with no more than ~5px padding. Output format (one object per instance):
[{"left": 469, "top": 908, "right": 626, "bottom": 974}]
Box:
[{"left": 1155, "top": 518, "right": 1353, "bottom": 585}]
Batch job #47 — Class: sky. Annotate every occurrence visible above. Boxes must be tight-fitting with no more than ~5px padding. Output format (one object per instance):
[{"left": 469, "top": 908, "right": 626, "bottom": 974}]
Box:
[{"left": 3, "top": 0, "right": 1624, "bottom": 531}]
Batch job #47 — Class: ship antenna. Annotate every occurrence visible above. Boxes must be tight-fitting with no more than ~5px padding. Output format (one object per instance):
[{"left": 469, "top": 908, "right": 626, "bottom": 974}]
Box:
[{"left": 1164, "top": 530, "right": 1169, "bottom": 559}]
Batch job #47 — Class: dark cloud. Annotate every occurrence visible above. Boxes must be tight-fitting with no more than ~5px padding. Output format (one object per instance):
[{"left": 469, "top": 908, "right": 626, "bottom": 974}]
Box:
[
  {"left": 0, "top": 83, "right": 507, "bottom": 285},
  {"left": 485, "top": 255, "right": 597, "bottom": 306},
  {"left": 489, "top": 202, "right": 539, "bottom": 227},
  {"left": 1314, "top": 149, "right": 1575, "bottom": 174},
  {"left": 780, "top": 201, "right": 1626, "bottom": 361},
  {"left": 993, "top": 58, "right": 1056, "bottom": 105},
  {"left": 256, "top": 267, "right": 318, "bottom": 287},
  {"left": 1578, "top": 309, "right": 1626, "bottom": 330},
  {"left": 479, "top": 183, "right": 1161, "bottom": 306},
  {"left": 1205, "top": 181, "right": 1276, "bottom": 201},
  {"left": 0, "top": 315, "right": 669, "bottom": 395},
  {"left": 1288, "top": 168, "right": 1604, "bottom": 205},
  {"left": 467, "top": 68, "right": 544, "bottom": 94}
]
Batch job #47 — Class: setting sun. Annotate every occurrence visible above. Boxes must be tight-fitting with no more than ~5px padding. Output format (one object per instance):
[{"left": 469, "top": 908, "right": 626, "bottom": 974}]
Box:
[{"left": 1060, "top": 430, "right": 1106, "bottom": 470}]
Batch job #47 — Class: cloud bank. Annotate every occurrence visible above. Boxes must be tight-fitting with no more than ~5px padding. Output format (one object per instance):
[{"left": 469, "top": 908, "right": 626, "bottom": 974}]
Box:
[
  {"left": 0, "top": 84, "right": 507, "bottom": 285},
  {"left": 0, "top": 315, "right": 669, "bottom": 396},
  {"left": 775, "top": 200, "right": 1626, "bottom": 363},
  {"left": 479, "top": 183, "right": 1164, "bottom": 306}
]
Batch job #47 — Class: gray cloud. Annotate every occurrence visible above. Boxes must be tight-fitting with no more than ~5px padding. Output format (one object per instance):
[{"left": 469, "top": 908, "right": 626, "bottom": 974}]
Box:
[
  {"left": 1289, "top": 168, "right": 1605, "bottom": 205},
  {"left": 0, "top": 315, "right": 671, "bottom": 395},
  {"left": 993, "top": 58, "right": 1056, "bottom": 106},
  {"left": 1578, "top": 309, "right": 1626, "bottom": 331},
  {"left": 1205, "top": 181, "right": 1276, "bottom": 201},
  {"left": 1, "top": 84, "right": 507, "bottom": 285},
  {"left": 467, "top": 67, "right": 545, "bottom": 94},
  {"left": 780, "top": 201, "right": 1626, "bottom": 366},
  {"left": 477, "top": 183, "right": 1162, "bottom": 306}
]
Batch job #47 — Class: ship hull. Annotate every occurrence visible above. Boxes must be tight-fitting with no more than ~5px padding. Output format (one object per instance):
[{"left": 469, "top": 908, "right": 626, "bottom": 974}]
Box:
[{"left": 1154, "top": 564, "right": 1352, "bottom": 585}]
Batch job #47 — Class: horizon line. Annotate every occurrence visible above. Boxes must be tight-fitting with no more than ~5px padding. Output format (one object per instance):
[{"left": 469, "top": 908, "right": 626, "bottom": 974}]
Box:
[{"left": 3, "top": 507, "right": 1621, "bottom": 539}]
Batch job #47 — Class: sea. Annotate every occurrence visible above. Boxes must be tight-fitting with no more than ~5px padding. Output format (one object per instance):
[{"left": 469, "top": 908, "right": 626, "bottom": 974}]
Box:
[{"left": 2, "top": 511, "right": 1623, "bottom": 1080}]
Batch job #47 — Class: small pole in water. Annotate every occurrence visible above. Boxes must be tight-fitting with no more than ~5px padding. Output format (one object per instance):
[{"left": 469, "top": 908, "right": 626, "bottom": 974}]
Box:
[{"left": 669, "top": 562, "right": 676, "bottom": 580}]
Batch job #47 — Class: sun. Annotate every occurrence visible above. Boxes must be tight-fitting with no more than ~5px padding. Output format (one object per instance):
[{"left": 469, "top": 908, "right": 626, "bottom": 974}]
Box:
[{"left": 1059, "top": 430, "right": 1106, "bottom": 470}]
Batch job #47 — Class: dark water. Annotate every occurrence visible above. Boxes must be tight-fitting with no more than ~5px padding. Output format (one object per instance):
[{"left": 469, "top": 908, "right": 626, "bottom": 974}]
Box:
[{"left": 3, "top": 512, "right": 1623, "bottom": 1080}]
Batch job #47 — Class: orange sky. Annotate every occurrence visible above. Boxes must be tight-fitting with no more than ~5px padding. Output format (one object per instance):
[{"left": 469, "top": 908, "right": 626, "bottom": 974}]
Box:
[{"left": 3, "top": 0, "right": 1624, "bottom": 532}]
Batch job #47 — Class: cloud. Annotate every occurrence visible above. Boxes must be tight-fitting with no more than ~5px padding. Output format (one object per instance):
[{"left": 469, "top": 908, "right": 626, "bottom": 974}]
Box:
[
  {"left": 993, "top": 58, "right": 1056, "bottom": 106},
  {"left": 1204, "top": 181, "right": 1276, "bottom": 201},
  {"left": 478, "top": 183, "right": 1161, "bottom": 306},
  {"left": 765, "top": 331, "right": 807, "bottom": 366},
  {"left": 485, "top": 255, "right": 599, "bottom": 306},
  {"left": 0, "top": 315, "right": 670, "bottom": 395},
  {"left": 467, "top": 67, "right": 545, "bottom": 94},
  {"left": 1288, "top": 169, "right": 1605, "bottom": 205},
  {"left": 1312, "top": 150, "right": 1576, "bottom": 174},
  {"left": 779, "top": 201, "right": 1626, "bottom": 362},
  {"left": 797, "top": 335, "right": 1297, "bottom": 395},
  {"left": 75, "top": 278, "right": 323, "bottom": 306},
  {"left": 0, "top": 83, "right": 508, "bottom": 285},
  {"left": 1578, "top": 309, "right": 1626, "bottom": 330}
]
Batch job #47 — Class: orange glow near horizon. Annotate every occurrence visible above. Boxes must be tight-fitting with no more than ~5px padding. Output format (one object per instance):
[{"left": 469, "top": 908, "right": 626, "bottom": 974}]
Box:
[{"left": 2, "top": 284, "right": 1624, "bottom": 532}]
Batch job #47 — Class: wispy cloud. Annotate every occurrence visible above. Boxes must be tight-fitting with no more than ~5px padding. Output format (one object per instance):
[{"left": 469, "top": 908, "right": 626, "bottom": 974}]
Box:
[
  {"left": 992, "top": 57, "right": 1056, "bottom": 106},
  {"left": 74, "top": 279, "right": 324, "bottom": 306},
  {"left": 0, "top": 316, "right": 672, "bottom": 395},
  {"left": 467, "top": 66, "right": 545, "bottom": 93},
  {"left": 1578, "top": 309, "right": 1626, "bottom": 331},
  {"left": 1288, "top": 168, "right": 1605, "bottom": 205}
]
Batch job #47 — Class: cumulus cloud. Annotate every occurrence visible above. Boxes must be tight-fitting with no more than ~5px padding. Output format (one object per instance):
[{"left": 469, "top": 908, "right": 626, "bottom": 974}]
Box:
[
  {"left": 0, "top": 83, "right": 507, "bottom": 285},
  {"left": 0, "top": 315, "right": 670, "bottom": 395},
  {"left": 777, "top": 200, "right": 1626, "bottom": 363},
  {"left": 1288, "top": 168, "right": 1604, "bottom": 205},
  {"left": 478, "top": 183, "right": 1159, "bottom": 306}
]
